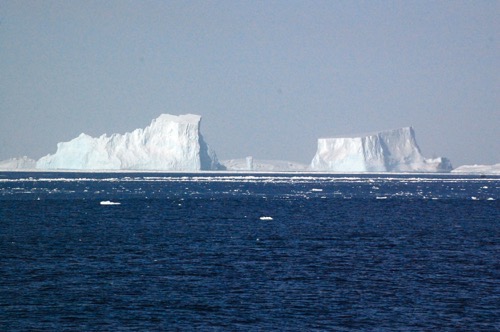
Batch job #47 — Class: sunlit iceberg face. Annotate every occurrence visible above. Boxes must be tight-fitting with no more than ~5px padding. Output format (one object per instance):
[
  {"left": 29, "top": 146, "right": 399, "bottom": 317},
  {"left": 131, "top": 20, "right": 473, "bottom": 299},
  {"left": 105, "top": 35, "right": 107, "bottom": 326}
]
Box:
[
  {"left": 36, "top": 114, "right": 223, "bottom": 171},
  {"left": 310, "top": 127, "right": 452, "bottom": 173}
]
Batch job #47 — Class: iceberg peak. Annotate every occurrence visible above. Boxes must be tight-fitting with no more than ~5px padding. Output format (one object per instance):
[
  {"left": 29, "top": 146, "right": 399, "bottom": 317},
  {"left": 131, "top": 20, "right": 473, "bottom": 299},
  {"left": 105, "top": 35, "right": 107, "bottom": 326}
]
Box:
[{"left": 154, "top": 113, "right": 201, "bottom": 125}]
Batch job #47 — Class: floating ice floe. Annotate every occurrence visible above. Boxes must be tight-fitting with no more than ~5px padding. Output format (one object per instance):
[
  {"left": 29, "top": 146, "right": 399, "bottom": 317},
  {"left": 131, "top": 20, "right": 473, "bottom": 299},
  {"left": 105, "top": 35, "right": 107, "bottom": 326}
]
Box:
[
  {"left": 259, "top": 216, "right": 273, "bottom": 220},
  {"left": 100, "top": 200, "right": 121, "bottom": 205}
]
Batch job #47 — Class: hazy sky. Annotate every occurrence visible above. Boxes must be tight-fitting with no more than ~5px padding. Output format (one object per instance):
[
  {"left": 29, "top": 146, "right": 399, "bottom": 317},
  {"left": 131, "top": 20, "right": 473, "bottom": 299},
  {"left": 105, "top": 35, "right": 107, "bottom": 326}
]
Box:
[{"left": 1, "top": 0, "right": 498, "bottom": 166}]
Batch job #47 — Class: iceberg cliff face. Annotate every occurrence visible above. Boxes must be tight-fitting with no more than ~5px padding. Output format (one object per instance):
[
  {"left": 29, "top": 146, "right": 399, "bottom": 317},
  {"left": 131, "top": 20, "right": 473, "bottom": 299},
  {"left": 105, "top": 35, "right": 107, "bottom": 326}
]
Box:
[
  {"left": 36, "top": 114, "right": 223, "bottom": 171},
  {"left": 310, "top": 127, "right": 452, "bottom": 172}
]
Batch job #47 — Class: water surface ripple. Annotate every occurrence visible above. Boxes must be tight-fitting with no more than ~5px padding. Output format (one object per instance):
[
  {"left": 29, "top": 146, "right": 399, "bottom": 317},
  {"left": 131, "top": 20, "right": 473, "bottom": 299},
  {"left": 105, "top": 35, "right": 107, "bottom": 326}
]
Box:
[{"left": 1, "top": 172, "right": 499, "bottom": 331}]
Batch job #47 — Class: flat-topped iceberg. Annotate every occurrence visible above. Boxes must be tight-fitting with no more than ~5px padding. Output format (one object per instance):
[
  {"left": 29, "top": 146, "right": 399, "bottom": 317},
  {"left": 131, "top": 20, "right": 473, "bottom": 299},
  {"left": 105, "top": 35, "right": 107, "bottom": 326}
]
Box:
[
  {"left": 310, "top": 127, "right": 452, "bottom": 172},
  {"left": 36, "top": 114, "right": 223, "bottom": 171}
]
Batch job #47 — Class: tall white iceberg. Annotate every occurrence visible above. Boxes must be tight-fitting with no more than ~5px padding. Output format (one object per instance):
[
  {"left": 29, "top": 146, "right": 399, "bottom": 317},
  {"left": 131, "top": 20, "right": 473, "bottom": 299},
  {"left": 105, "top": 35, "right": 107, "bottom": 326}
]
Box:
[
  {"left": 36, "top": 114, "right": 223, "bottom": 171},
  {"left": 310, "top": 127, "right": 452, "bottom": 172}
]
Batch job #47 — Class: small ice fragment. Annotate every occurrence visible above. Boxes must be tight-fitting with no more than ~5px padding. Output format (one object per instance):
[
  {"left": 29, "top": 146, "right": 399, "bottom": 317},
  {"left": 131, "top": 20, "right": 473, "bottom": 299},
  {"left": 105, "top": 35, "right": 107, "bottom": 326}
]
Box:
[
  {"left": 487, "top": 198, "right": 495, "bottom": 201},
  {"left": 376, "top": 196, "right": 387, "bottom": 200},
  {"left": 471, "top": 197, "right": 478, "bottom": 200},
  {"left": 311, "top": 188, "right": 323, "bottom": 192},
  {"left": 100, "top": 200, "right": 121, "bottom": 205},
  {"left": 259, "top": 216, "right": 273, "bottom": 220}
]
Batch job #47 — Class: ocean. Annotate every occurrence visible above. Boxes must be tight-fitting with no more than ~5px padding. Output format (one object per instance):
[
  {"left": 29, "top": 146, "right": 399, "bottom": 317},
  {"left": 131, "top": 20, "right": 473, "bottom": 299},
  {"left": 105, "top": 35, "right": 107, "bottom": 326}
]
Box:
[{"left": 1, "top": 172, "right": 499, "bottom": 331}]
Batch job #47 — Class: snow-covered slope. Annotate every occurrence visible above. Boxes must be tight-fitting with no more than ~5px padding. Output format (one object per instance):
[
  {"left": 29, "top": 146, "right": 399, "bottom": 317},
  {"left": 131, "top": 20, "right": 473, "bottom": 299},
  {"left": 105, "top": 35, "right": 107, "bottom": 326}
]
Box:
[
  {"left": 310, "top": 127, "right": 452, "bottom": 172},
  {"left": 36, "top": 114, "right": 223, "bottom": 171},
  {"left": 0, "top": 156, "right": 36, "bottom": 170},
  {"left": 452, "top": 163, "right": 500, "bottom": 174}
]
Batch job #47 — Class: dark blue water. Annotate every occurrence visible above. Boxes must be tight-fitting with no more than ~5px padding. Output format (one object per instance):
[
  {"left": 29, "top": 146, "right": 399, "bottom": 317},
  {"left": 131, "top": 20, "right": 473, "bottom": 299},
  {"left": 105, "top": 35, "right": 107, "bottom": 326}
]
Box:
[{"left": 1, "top": 172, "right": 499, "bottom": 331}]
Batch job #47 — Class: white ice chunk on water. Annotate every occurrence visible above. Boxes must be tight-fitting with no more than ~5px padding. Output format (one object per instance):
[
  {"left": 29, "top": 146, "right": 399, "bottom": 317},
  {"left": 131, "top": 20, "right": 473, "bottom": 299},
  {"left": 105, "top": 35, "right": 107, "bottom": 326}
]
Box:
[
  {"left": 100, "top": 201, "right": 121, "bottom": 205},
  {"left": 259, "top": 216, "right": 273, "bottom": 220},
  {"left": 310, "top": 127, "right": 452, "bottom": 172},
  {"left": 36, "top": 114, "right": 223, "bottom": 171}
]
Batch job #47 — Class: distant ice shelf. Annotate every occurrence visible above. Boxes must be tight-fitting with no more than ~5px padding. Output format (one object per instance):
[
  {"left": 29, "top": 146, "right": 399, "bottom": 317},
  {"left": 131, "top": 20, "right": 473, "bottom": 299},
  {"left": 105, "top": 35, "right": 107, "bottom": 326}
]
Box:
[
  {"left": 222, "top": 157, "right": 308, "bottom": 172},
  {"left": 0, "top": 156, "right": 36, "bottom": 170},
  {"left": 452, "top": 163, "right": 500, "bottom": 174}
]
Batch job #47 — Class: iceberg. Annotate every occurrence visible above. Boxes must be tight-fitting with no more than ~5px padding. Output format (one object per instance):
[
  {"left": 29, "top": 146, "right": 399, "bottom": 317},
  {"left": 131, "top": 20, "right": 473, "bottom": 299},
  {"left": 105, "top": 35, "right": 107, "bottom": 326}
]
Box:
[
  {"left": 36, "top": 114, "right": 224, "bottom": 171},
  {"left": 310, "top": 127, "right": 452, "bottom": 172}
]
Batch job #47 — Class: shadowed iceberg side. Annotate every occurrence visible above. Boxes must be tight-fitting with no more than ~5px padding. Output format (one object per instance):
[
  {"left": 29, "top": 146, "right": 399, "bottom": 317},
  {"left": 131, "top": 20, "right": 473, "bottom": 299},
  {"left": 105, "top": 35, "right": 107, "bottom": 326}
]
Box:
[
  {"left": 36, "top": 114, "right": 224, "bottom": 171},
  {"left": 310, "top": 127, "right": 452, "bottom": 172}
]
